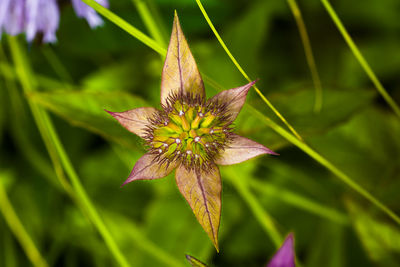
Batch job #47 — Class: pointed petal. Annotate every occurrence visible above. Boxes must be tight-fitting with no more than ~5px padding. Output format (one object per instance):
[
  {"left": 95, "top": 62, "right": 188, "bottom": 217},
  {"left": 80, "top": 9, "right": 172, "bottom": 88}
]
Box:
[
  {"left": 176, "top": 165, "right": 221, "bottom": 251},
  {"left": 208, "top": 80, "right": 256, "bottom": 122},
  {"left": 215, "top": 134, "right": 278, "bottom": 165},
  {"left": 267, "top": 233, "right": 295, "bottom": 267},
  {"left": 123, "top": 153, "right": 177, "bottom": 185},
  {"left": 105, "top": 107, "right": 157, "bottom": 139},
  {"left": 161, "top": 12, "right": 205, "bottom": 105},
  {"left": 185, "top": 255, "right": 209, "bottom": 267}
]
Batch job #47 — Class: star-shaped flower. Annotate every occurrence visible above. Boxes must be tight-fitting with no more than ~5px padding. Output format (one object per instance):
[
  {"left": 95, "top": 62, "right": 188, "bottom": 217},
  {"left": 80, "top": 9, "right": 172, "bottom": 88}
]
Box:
[{"left": 107, "top": 12, "right": 277, "bottom": 251}]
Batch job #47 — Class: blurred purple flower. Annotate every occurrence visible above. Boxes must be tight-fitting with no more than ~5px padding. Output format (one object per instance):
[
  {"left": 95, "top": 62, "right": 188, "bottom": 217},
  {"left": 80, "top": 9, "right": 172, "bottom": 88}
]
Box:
[
  {"left": 267, "top": 233, "right": 296, "bottom": 267},
  {"left": 26, "top": 0, "right": 59, "bottom": 43},
  {"left": 72, "top": 0, "right": 109, "bottom": 28},
  {"left": 0, "top": 0, "right": 108, "bottom": 43}
]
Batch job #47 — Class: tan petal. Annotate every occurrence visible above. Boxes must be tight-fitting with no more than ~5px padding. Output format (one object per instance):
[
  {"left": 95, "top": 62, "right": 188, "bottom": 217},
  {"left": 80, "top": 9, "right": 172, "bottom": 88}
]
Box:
[
  {"left": 208, "top": 80, "right": 256, "bottom": 122},
  {"left": 161, "top": 12, "right": 205, "bottom": 106},
  {"left": 106, "top": 107, "right": 157, "bottom": 139},
  {"left": 175, "top": 165, "right": 221, "bottom": 251},
  {"left": 123, "top": 153, "right": 177, "bottom": 185},
  {"left": 215, "top": 134, "right": 278, "bottom": 165}
]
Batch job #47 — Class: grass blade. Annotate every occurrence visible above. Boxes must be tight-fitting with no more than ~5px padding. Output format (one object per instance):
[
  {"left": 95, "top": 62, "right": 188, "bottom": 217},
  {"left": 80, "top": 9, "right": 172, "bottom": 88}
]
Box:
[
  {"left": 131, "top": 0, "right": 166, "bottom": 46},
  {"left": 287, "top": 0, "right": 323, "bottom": 113},
  {"left": 81, "top": 0, "right": 166, "bottom": 56},
  {"left": 0, "top": 177, "right": 49, "bottom": 267},
  {"left": 195, "top": 0, "right": 303, "bottom": 141},
  {"left": 8, "top": 37, "right": 131, "bottom": 267},
  {"left": 249, "top": 179, "right": 349, "bottom": 225},
  {"left": 321, "top": 0, "right": 400, "bottom": 118}
]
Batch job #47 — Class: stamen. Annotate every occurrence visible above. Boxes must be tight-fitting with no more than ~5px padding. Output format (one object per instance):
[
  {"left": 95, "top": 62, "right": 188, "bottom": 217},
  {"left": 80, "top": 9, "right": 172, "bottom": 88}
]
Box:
[
  {"left": 186, "top": 150, "right": 192, "bottom": 154},
  {"left": 210, "top": 129, "right": 214, "bottom": 134},
  {"left": 175, "top": 138, "right": 181, "bottom": 144},
  {"left": 179, "top": 110, "right": 184, "bottom": 116},
  {"left": 158, "top": 149, "right": 163, "bottom": 153},
  {"left": 194, "top": 136, "right": 200, "bottom": 142}
]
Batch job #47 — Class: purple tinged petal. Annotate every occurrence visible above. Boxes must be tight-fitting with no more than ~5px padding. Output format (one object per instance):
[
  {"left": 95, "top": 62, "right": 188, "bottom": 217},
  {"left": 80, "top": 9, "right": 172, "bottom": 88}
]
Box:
[
  {"left": 208, "top": 80, "right": 256, "bottom": 122},
  {"left": 123, "top": 153, "right": 177, "bottom": 185},
  {"left": 160, "top": 12, "right": 205, "bottom": 106},
  {"left": 267, "top": 233, "right": 295, "bottom": 267},
  {"left": 215, "top": 134, "right": 278, "bottom": 166},
  {"left": 105, "top": 107, "right": 157, "bottom": 139},
  {"left": 72, "top": 0, "right": 108, "bottom": 28},
  {"left": 175, "top": 164, "right": 221, "bottom": 251}
]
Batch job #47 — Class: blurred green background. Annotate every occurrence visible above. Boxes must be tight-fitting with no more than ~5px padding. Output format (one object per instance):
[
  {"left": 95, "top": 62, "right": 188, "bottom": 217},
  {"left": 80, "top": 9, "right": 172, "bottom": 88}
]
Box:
[{"left": 1, "top": 0, "right": 400, "bottom": 266}]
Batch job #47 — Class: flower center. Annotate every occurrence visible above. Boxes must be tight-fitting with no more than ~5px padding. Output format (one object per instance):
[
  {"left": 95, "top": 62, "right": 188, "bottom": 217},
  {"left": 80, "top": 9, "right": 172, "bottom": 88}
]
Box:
[{"left": 146, "top": 93, "right": 233, "bottom": 170}]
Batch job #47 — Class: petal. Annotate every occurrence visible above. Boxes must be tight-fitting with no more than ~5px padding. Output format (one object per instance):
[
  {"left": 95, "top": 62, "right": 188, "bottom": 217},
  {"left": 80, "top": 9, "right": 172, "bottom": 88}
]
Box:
[
  {"left": 267, "top": 233, "right": 295, "bottom": 267},
  {"left": 105, "top": 107, "right": 157, "bottom": 139},
  {"left": 0, "top": 0, "right": 11, "bottom": 29},
  {"left": 160, "top": 12, "right": 205, "bottom": 106},
  {"left": 208, "top": 80, "right": 256, "bottom": 122},
  {"left": 215, "top": 134, "right": 278, "bottom": 166},
  {"left": 72, "top": 0, "right": 108, "bottom": 28},
  {"left": 175, "top": 164, "right": 221, "bottom": 251},
  {"left": 123, "top": 153, "right": 177, "bottom": 185}
]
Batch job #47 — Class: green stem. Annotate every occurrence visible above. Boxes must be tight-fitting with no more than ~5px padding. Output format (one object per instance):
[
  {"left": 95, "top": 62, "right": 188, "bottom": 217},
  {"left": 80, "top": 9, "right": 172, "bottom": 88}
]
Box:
[
  {"left": 8, "top": 37, "right": 131, "bottom": 267},
  {"left": 131, "top": 0, "right": 166, "bottom": 46},
  {"left": 287, "top": 0, "right": 323, "bottom": 113},
  {"left": 81, "top": 0, "right": 166, "bottom": 56},
  {"left": 0, "top": 180, "right": 49, "bottom": 267},
  {"left": 195, "top": 0, "right": 303, "bottom": 141},
  {"left": 321, "top": 0, "right": 400, "bottom": 118}
]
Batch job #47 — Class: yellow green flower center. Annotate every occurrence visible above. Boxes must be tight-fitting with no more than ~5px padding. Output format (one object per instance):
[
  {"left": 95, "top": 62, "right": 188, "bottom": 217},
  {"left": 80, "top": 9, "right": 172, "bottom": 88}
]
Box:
[{"left": 146, "top": 93, "right": 233, "bottom": 170}]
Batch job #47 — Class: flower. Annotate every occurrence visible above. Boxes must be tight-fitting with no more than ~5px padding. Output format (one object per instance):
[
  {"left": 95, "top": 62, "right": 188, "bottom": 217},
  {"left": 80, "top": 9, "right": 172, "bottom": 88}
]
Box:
[
  {"left": 107, "top": 12, "right": 277, "bottom": 251},
  {"left": 71, "top": 0, "right": 108, "bottom": 28},
  {"left": 267, "top": 233, "right": 295, "bottom": 267},
  {"left": 0, "top": 0, "right": 108, "bottom": 43}
]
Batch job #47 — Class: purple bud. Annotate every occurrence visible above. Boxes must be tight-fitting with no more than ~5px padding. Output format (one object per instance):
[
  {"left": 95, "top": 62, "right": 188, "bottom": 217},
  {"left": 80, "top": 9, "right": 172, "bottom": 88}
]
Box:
[
  {"left": 71, "top": 0, "right": 109, "bottom": 28},
  {"left": 267, "top": 233, "right": 295, "bottom": 267}
]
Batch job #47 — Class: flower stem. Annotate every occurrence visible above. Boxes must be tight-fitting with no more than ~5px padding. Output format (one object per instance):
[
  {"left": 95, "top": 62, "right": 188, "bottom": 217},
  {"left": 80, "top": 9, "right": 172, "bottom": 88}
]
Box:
[
  {"left": 8, "top": 37, "right": 131, "bottom": 267},
  {"left": 0, "top": 178, "right": 49, "bottom": 267},
  {"left": 287, "top": 0, "right": 323, "bottom": 113},
  {"left": 321, "top": 0, "right": 400, "bottom": 119}
]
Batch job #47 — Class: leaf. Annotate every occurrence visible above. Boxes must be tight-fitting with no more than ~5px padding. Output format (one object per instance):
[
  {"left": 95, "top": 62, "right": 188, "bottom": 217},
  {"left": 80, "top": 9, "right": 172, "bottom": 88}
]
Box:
[
  {"left": 28, "top": 90, "right": 149, "bottom": 150},
  {"left": 346, "top": 199, "right": 400, "bottom": 264},
  {"left": 186, "top": 255, "right": 209, "bottom": 267},
  {"left": 175, "top": 164, "right": 221, "bottom": 251},
  {"left": 160, "top": 12, "right": 205, "bottom": 105}
]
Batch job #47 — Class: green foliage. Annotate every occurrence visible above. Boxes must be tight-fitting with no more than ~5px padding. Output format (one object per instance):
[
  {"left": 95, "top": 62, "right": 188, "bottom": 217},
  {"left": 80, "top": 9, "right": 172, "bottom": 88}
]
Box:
[{"left": 1, "top": 0, "right": 400, "bottom": 266}]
